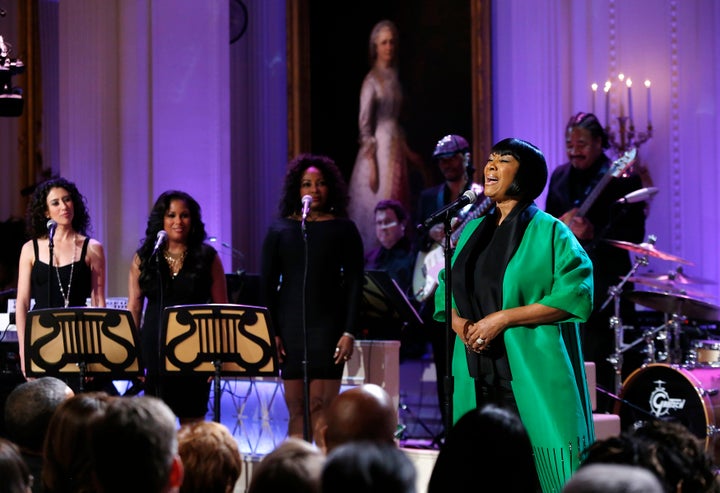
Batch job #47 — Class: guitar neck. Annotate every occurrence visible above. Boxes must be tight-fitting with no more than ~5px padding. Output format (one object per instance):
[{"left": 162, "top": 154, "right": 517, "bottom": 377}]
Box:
[
  {"left": 574, "top": 148, "right": 637, "bottom": 219},
  {"left": 575, "top": 173, "right": 614, "bottom": 218},
  {"left": 450, "top": 196, "right": 493, "bottom": 243}
]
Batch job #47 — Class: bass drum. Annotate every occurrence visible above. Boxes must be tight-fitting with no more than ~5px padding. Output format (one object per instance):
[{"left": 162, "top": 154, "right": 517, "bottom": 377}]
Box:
[{"left": 615, "top": 363, "right": 720, "bottom": 462}]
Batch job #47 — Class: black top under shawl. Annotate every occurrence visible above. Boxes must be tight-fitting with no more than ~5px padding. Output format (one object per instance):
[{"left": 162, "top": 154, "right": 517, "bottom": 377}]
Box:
[
  {"left": 31, "top": 237, "right": 92, "bottom": 309},
  {"left": 451, "top": 203, "right": 538, "bottom": 375}
]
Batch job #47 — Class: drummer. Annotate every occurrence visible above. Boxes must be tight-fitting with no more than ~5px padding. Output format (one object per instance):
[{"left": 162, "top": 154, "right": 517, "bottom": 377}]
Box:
[{"left": 546, "top": 112, "right": 649, "bottom": 412}]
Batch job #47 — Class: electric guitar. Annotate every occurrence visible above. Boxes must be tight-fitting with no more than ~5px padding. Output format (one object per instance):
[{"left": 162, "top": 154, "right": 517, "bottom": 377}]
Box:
[
  {"left": 412, "top": 195, "right": 494, "bottom": 302},
  {"left": 563, "top": 148, "right": 638, "bottom": 225}
]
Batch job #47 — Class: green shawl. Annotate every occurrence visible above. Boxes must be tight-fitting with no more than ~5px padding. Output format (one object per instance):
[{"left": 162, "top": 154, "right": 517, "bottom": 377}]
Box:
[{"left": 434, "top": 209, "right": 596, "bottom": 493}]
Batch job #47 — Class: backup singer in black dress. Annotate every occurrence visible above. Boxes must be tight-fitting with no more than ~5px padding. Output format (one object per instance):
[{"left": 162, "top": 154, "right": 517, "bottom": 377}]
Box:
[
  {"left": 261, "top": 154, "right": 364, "bottom": 446},
  {"left": 128, "top": 190, "right": 227, "bottom": 423},
  {"left": 15, "top": 178, "right": 106, "bottom": 391}
]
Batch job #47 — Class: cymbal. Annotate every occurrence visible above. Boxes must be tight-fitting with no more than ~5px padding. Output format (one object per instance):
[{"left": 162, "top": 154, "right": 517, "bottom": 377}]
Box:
[
  {"left": 626, "top": 277, "right": 713, "bottom": 299},
  {"left": 636, "top": 269, "right": 716, "bottom": 285},
  {"left": 604, "top": 239, "right": 694, "bottom": 265},
  {"left": 624, "top": 290, "right": 720, "bottom": 321}
]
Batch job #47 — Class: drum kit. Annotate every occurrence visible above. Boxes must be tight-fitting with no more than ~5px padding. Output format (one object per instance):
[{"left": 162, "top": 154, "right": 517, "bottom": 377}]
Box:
[{"left": 602, "top": 235, "right": 720, "bottom": 462}]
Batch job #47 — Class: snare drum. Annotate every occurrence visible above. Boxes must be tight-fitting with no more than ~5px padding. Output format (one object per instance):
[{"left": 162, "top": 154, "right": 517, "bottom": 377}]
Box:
[
  {"left": 615, "top": 364, "right": 720, "bottom": 462},
  {"left": 689, "top": 340, "right": 720, "bottom": 367}
]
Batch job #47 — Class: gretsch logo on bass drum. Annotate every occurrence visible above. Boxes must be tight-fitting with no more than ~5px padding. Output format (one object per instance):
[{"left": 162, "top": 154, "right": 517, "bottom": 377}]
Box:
[{"left": 649, "top": 379, "right": 686, "bottom": 417}]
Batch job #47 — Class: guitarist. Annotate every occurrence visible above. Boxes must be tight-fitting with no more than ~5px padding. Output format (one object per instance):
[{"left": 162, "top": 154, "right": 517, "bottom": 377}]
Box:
[
  {"left": 546, "top": 112, "right": 648, "bottom": 412},
  {"left": 413, "top": 134, "right": 484, "bottom": 433}
]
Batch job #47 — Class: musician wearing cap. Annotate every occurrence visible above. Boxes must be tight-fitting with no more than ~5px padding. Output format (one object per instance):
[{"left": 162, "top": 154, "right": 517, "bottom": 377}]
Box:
[
  {"left": 434, "top": 138, "right": 595, "bottom": 492},
  {"left": 546, "top": 112, "right": 648, "bottom": 412},
  {"left": 413, "top": 133, "right": 484, "bottom": 431}
]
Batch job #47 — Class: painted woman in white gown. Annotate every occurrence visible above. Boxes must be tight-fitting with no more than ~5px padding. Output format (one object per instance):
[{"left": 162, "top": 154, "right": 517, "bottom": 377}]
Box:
[{"left": 347, "top": 20, "right": 412, "bottom": 252}]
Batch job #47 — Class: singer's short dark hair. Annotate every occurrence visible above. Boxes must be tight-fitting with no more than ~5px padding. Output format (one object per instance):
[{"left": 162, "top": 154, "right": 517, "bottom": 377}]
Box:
[
  {"left": 489, "top": 138, "right": 548, "bottom": 201},
  {"left": 26, "top": 177, "right": 92, "bottom": 238},
  {"left": 278, "top": 154, "right": 349, "bottom": 218}
]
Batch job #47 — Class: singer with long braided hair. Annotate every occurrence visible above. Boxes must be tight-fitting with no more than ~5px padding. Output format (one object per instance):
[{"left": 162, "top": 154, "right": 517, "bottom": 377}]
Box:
[{"left": 260, "top": 154, "right": 364, "bottom": 446}]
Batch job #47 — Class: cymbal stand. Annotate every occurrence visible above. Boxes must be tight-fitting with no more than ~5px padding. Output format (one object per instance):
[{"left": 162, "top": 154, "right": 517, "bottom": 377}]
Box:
[
  {"left": 602, "top": 252, "right": 649, "bottom": 396},
  {"left": 667, "top": 313, "right": 685, "bottom": 365}
]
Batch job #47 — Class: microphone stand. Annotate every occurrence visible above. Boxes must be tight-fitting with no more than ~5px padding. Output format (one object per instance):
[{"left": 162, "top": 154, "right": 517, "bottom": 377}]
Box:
[
  {"left": 300, "top": 217, "right": 311, "bottom": 442},
  {"left": 441, "top": 213, "right": 455, "bottom": 441},
  {"left": 47, "top": 234, "right": 54, "bottom": 306},
  {"left": 154, "top": 245, "right": 165, "bottom": 399}
]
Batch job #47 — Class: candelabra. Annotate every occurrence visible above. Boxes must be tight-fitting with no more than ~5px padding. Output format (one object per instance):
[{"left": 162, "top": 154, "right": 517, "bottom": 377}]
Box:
[{"left": 591, "top": 74, "right": 653, "bottom": 155}]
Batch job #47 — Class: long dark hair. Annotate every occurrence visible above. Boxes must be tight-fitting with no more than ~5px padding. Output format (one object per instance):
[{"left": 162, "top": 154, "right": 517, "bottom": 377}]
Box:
[
  {"left": 278, "top": 154, "right": 349, "bottom": 218},
  {"left": 136, "top": 190, "right": 209, "bottom": 293},
  {"left": 26, "top": 177, "right": 92, "bottom": 237}
]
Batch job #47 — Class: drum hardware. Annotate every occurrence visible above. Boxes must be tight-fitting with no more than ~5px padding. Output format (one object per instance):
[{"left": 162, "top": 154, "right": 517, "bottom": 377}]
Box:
[
  {"left": 602, "top": 242, "right": 652, "bottom": 396},
  {"left": 625, "top": 276, "right": 712, "bottom": 300},
  {"left": 604, "top": 235, "right": 694, "bottom": 265},
  {"left": 637, "top": 266, "right": 716, "bottom": 286}
]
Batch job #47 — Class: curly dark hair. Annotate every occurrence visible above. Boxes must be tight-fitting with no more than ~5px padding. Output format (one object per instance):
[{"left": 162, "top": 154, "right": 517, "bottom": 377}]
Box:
[
  {"left": 136, "top": 190, "right": 209, "bottom": 292},
  {"left": 580, "top": 419, "right": 720, "bottom": 493},
  {"left": 278, "top": 154, "right": 349, "bottom": 218},
  {"left": 26, "top": 177, "right": 92, "bottom": 237}
]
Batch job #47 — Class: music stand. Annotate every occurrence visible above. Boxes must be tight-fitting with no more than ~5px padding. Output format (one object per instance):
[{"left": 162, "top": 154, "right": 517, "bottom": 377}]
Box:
[
  {"left": 161, "top": 303, "right": 278, "bottom": 422},
  {"left": 25, "top": 307, "right": 142, "bottom": 391},
  {"left": 360, "top": 270, "right": 423, "bottom": 339}
]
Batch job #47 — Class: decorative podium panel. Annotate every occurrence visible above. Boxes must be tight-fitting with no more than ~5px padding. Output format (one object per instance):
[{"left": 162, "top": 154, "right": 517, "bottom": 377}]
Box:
[
  {"left": 25, "top": 307, "right": 142, "bottom": 381},
  {"left": 161, "top": 304, "right": 278, "bottom": 422}
]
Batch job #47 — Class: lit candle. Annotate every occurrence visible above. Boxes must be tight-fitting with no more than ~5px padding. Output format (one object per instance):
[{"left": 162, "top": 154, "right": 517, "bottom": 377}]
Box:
[
  {"left": 591, "top": 83, "right": 598, "bottom": 114},
  {"left": 644, "top": 79, "right": 652, "bottom": 128},
  {"left": 604, "top": 81, "right": 611, "bottom": 128},
  {"left": 626, "top": 78, "right": 633, "bottom": 124}
]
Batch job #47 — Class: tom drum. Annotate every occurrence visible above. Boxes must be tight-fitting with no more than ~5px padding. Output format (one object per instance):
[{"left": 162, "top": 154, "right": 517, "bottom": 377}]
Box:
[
  {"left": 689, "top": 340, "right": 720, "bottom": 368},
  {"left": 615, "top": 363, "right": 720, "bottom": 462}
]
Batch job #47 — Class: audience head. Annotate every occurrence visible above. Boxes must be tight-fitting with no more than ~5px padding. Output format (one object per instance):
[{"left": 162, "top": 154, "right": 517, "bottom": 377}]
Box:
[
  {"left": 247, "top": 437, "right": 324, "bottom": 493},
  {"left": 562, "top": 463, "right": 664, "bottom": 493},
  {"left": 90, "top": 396, "right": 183, "bottom": 493},
  {"left": 41, "top": 392, "right": 112, "bottom": 493},
  {"left": 321, "top": 441, "right": 416, "bottom": 493},
  {"left": 26, "top": 177, "right": 92, "bottom": 237},
  {"left": 581, "top": 419, "right": 720, "bottom": 493},
  {"left": 428, "top": 404, "right": 538, "bottom": 493},
  {"left": 0, "top": 438, "right": 33, "bottom": 493},
  {"left": 4, "top": 377, "right": 74, "bottom": 454},
  {"left": 279, "top": 154, "right": 349, "bottom": 219},
  {"left": 489, "top": 137, "right": 548, "bottom": 201},
  {"left": 177, "top": 421, "right": 242, "bottom": 493},
  {"left": 322, "top": 383, "right": 398, "bottom": 454},
  {"left": 373, "top": 199, "right": 407, "bottom": 249}
]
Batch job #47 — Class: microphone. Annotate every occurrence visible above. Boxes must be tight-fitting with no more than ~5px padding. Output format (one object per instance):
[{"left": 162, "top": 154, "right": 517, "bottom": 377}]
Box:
[
  {"left": 151, "top": 230, "right": 168, "bottom": 257},
  {"left": 420, "top": 189, "right": 477, "bottom": 230},
  {"left": 616, "top": 187, "right": 659, "bottom": 204},
  {"left": 46, "top": 219, "right": 57, "bottom": 246},
  {"left": 301, "top": 195, "right": 312, "bottom": 221}
]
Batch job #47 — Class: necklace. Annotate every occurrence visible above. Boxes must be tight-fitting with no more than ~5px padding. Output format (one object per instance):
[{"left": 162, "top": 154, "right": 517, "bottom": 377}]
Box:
[
  {"left": 163, "top": 249, "right": 187, "bottom": 278},
  {"left": 54, "top": 234, "right": 77, "bottom": 308}
]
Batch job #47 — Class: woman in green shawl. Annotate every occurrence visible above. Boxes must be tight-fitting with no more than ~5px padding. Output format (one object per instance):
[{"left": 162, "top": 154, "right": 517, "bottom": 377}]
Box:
[{"left": 434, "top": 138, "right": 595, "bottom": 493}]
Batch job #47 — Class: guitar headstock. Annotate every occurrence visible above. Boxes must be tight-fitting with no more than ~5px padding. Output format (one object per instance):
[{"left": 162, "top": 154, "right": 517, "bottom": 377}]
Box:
[{"left": 610, "top": 148, "right": 638, "bottom": 178}]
